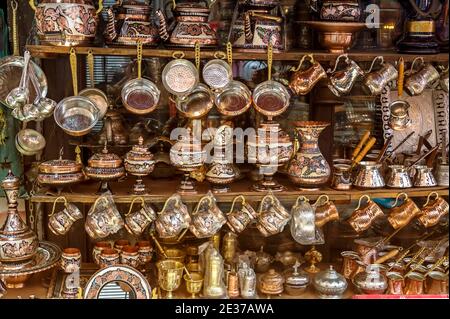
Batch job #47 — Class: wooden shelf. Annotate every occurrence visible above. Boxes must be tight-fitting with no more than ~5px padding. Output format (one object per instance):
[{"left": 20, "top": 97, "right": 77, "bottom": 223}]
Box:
[
  {"left": 30, "top": 176, "right": 449, "bottom": 204},
  {"left": 26, "top": 45, "right": 450, "bottom": 63}
]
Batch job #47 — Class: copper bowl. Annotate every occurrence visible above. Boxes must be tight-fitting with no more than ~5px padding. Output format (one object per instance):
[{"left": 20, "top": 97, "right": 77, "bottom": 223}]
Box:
[{"left": 305, "top": 21, "right": 366, "bottom": 53}]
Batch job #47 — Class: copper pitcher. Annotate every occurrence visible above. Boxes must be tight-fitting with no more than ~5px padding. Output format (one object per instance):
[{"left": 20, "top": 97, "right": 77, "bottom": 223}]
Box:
[
  {"left": 256, "top": 193, "right": 291, "bottom": 237},
  {"left": 313, "top": 195, "right": 339, "bottom": 228},
  {"left": 189, "top": 192, "right": 226, "bottom": 239},
  {"left": 98, "top": 109, "right": 128, "bottom": 145},
  {"left": 155, "top": 193, "right": 191, "bottom": 239},
  {"left": 327, "top": 54, "right": 364, "bottom": 97},
  {"left": 418, "top": 192, "right": 449, "bottom": 228},
  {"left": 226, "top": 195, "right": 259, "bottom": 234},
  {"left": 387, "top": 193, "right": 421, "bottom": 230},
  {"left": 289, "top": 54, "right": 327, "bottom": 96},
  {"left": 348, "top": 195, "right": 384, "bottom": 233},
  {"left": 340, "top": 251, "right": 360, "bottom": 279}
]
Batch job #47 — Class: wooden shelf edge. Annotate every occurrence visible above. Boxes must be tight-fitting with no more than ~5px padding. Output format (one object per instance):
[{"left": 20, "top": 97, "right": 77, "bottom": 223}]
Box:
[
  {"left": 26, "top": 45, "right": 450, "bottom": 62},
  {"left": 29, "top": 187, "right": 449, "bottom": 204}
]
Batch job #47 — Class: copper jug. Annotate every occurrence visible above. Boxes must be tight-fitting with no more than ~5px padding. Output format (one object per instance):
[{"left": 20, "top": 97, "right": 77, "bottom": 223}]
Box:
[
  {"left": 405, "top": 272, "right": 426, "bottom": 295},
  {"left": 387, "top": 193, "right": 421, "bottom": 230},
  {"left": 289, "top": 54, "right": 327, "bottom": 96},
  {"left": 98, "top": 109, "right": 128, "bottom": 145}
]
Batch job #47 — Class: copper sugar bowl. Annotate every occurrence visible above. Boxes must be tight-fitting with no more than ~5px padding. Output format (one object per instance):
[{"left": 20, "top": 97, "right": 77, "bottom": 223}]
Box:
[
  {"left": 37, "top": 151, "right": 84, "bottom": 194},
  {"left": 170, "top": 128, "right": 206, "bottom": 194},
  {"left": 259, "top": 268, "right": 284, "bottom": 297},
  {"left": 84, "top": 145, "right": 125, "bottom": 193},
  {"left": 124, "top": 136, "right": 155, "bottom": 195},
  {"left": 247, "top": 122, "right": 293, "bottom": 192}
]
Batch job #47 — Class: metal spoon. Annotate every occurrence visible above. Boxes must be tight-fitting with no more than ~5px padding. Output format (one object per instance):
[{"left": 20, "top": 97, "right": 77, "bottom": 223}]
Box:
[{"left": 5, "top": 50, "right": 31, "bottom": 110}]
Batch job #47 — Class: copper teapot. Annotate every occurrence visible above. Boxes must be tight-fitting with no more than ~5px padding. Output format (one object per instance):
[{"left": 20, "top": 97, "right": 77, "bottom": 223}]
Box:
[
  {"left": 156, "top": 0, "right": 218, "bottom": 48},
  {"left": 98, "top": 109, "right": 128, "bottom": 145},
  {"left": 105, "top": 0, "right": 160, "bottom": 46}
]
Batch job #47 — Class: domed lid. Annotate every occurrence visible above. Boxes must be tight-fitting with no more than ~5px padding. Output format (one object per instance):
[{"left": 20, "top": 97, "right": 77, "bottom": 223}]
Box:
[
  {"left": 88, "top": 145, "right": 123, "bottom": 168},
  {"left": 125, "top": 136, "right": 154, "bottom": 162},
  {"left": 314, "top": 266, "right": 347, "bottom": 289},
  {"left": 285, "top": 261, "right": 310, "bottom": 286},
  {"left": 260, "top": 268, "right": 284, "bottom": 284},
  {"left": 1, "top": 170, "right": 20, "bottom": 190}
]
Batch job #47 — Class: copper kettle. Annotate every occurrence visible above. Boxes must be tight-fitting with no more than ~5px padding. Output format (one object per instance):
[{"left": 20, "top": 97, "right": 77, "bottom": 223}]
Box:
[{"left": 98, "top": 109, "right": 128, "bottom": 145}]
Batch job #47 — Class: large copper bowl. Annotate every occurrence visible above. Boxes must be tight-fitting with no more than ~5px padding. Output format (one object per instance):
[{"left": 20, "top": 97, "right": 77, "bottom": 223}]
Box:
[{"left": 305, "top": 21, "right": 367, "bottom": 53}]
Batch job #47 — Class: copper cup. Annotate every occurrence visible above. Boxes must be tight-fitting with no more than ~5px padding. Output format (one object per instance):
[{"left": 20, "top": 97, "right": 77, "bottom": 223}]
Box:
[
  {"left": 348, "top": 195, "right": 384, "bottom": 233},
  {"left": 92, "top": 241, "right": 111, "bottom": 265},
  {"left": 427, "top": 271, "right": 449, "bottom": 295},
  {"left": 313, "top": 195, "right": 339, "bottom": 228},
  {"left": 418, "top": 192, "right": 449, "bottom": 228},
  {"left": 120, "top": 245, "right": 140, "bottom": 268},
  {"left": 226, "top": 195, "right": 258, "bottom": 233},
  {"left": 61, "top": 248, "right": 81, "bottom": 273},
  {"left": 114, "top": 239, "right": 130, "bottom": 253},
  {"left": 386, "top": 271, "right": 405, "bottom": 295},
  {"left": 404, "top": 272, "right": 426, "bottom": 295},
  {"left": 136, "top": 241, "right": 153, "bottom": 266},
  {"left": 98, "top": 248, "right": 120, "bottom": 268},
  {"left": 387, "top": 193, "right": 421, "bottom": 230},
  {"left": 48, "top": 197, "right": 83, "bottom": 236},
  {"left": 341, "top": 251, "right": 360, "bottom": 279}
]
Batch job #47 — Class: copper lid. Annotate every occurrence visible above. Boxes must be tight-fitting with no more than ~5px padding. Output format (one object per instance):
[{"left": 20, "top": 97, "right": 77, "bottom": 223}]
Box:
[
  {"left": 125, "top": 137, "right": 154, "bottom": 162},
  {"left": 1, "top": 170, "right": 20, "bottom": 190},
  {"left": 88, "top": 145, "right": 123, "bottom": 168},
  {"left": 39, "top": 158, "right": 82, "bottom": 174}
]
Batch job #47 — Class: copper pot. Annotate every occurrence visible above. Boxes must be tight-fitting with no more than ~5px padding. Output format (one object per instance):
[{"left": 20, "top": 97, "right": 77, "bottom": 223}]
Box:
[
  {"left": 418, "top": 192, "right": 449, "bottom": 228},
  {"left": 347, "top": 195, "right": 384, "bottom": 233},
  {"left": 387, "top": 193, "right": 421, "bottom": 230},
  {"left": 313, "top": 195, "right": 339, "bottom": 228},
  {"left": 289, "top": 54, "right": 327, "bottom": 96}
]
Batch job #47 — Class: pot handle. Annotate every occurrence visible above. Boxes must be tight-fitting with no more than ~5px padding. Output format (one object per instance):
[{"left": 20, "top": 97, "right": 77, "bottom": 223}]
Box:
[
  {"left": 327, "top": 54, "right": 349, "bottom": 74},
  {"left": 423, "top": 191, "right": 440, "bottom": 207},
  {"left": 366, "top": 56, "right": 384, "bottom": 74},
  {"left": 312, "top": 194, "right": 329, "bottom": 208},
  {"left": 228, "top": 195, "right": 246, "bottom": 215},
  {"left": 355, "top": 194, "right": 371, "bottom": 211},
  {"left": 126, "top": 196, "right": 145, "bottom": 216},
  {"left": 192, "top": 195, "right": 213, "bottom": 216},
  {"left": 291, "top": 54, "right": 315, "bottom": 72},
  {"left": 294, "top": 195, "right": 309, "bottom": 207},
  {"left": 391, "top": 192, "right": 409, "bottom": 208},
  {"left": 49, "top": 196, "right": 68, "bottom": 217},
  {"left": 258, "top": 193, "right": 276, "bottom": 214},
  {"left": 157, "top": 194, "right": 181, "bottom": 215},
  {"left": 409, "top": 57, "right": 425, "bottom": 75}
]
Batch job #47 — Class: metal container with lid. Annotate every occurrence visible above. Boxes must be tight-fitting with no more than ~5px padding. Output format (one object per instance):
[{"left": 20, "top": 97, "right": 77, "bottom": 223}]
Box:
[
  {"left": 259, "top": 268, "right": 284, "bottom": 296},
  {"left": 124, "top": 136, "right": 155, "bottom": 195},
  {"left": 313, "top": 266, "right": 348, "bottom": 299},
  {"left": 284, "top": 261, "right": 310, "bottom": 296},
  {"left": 84, "top": 145, "right": 125, "bottom": 193},
  {"left": 353, "top": 264, "right": 388, "bottom": 294}
]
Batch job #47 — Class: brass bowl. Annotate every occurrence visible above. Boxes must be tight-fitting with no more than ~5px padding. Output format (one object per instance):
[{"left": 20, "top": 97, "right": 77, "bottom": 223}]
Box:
[
  {"left": 305, "top": 21, "right": 366, "bottom": 53},
  {"left": 157, "top": 248, "right": 186, "bottom": 263},
  {"left": 0, "top": 273, "right": 32, "bottom": 289},
  {"left": 184, "top": 272, "right": 203, "bottom": 298}
]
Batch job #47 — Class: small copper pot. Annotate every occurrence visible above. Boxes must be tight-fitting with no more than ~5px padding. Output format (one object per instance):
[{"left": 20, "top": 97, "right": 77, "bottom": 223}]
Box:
[
  {"left": 348, "top": 195, "right": 384, "bottom": 233},
  {"left": 386, "top": 271, "right": 405, "bottom": 295},
  {"left": 314, "top": 195, "right": 339, "bottom": 228},
  {"left": 387, "top": 193, "right": 421, "bottom": 230}
]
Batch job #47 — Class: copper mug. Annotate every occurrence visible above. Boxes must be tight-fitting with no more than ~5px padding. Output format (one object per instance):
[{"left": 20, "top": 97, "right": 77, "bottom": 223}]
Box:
[
  {"left": 155, "top": 193, "right": 191, "bottom": 238},
  {"left": 85, "top": 195, "right": 124, "bottom": 239},
  {"left": 386, "top": 271, "right": 405, "bottom": 295},
  {"left": 98, "top": 248, "right": 120, "bottom": 268},
  {"left": 405, "top": 272, "right": 426, "bottom": 295},
  {"left": 124, "top": 196, "right": 156, "bottom": 236},
  {"left": 313, "top": 195, "right": 339, "bottom": 228},
  {"left": 348, "top": 195, "right": 384, "bottom": 233},
  {"left": 341, "top": 251, "right": 361, "bottom": 279},
  {"left": 60, "top": 248, "right": 81, "bottom": 273},
  {"left": 404, "top": 57, "right": 441, "bottom": 96},
  {"left": 289, "top": 54, "right": 327, "bottom": 96},
  {"left": 327, "top": 54, "right": 365, "bottom": 97},
  {"left": 418, "top": 192, "right": 449, "bottom": 228},
  {"left": 387, "top": 193, "right": 421, "bottom": 230},
  {"left": 189, "top": 192, "right": 227, "bottom": 239},
  {"left": 92, "top": 241, "right": 111, "bottom": 265},
  {"left": 331, "top": 164, "right": 352, "bottom": 190},
  {"left": 363, "top": 56, "right": 398, "bottom": 96},
  {"left": 427, "top": 271, "right": 449, "bottom": 295},
  {"left": 256, "top": 193, "right": 291, "bottom": 237},
  {"left": 120, "top": 245, "right": 140, "bottom": 268},
  {"left": 226, "top": 195, "right": 259, "bottom": 233},
  {"left": 48, "top": 196, "right": 83, "bottom": 236}
]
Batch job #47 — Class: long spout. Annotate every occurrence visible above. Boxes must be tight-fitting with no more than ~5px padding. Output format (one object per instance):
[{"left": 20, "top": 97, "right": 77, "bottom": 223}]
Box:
[{"left": 156, "top": 9, "right": 170, "bottom": 42}]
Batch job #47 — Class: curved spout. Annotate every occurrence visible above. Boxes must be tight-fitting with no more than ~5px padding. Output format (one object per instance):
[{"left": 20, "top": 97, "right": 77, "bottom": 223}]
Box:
[
  {"left": 104, "top": 7, "right": 117, "bottom": 42},
  {"left": 156, "top": 9, "right": 170, "bottom": 42}
]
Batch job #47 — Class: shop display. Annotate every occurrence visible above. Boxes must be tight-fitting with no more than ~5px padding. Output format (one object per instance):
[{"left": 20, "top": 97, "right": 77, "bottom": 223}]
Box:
[{"left": 0, "top": 0, "right": 448, "bottom": 302}]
